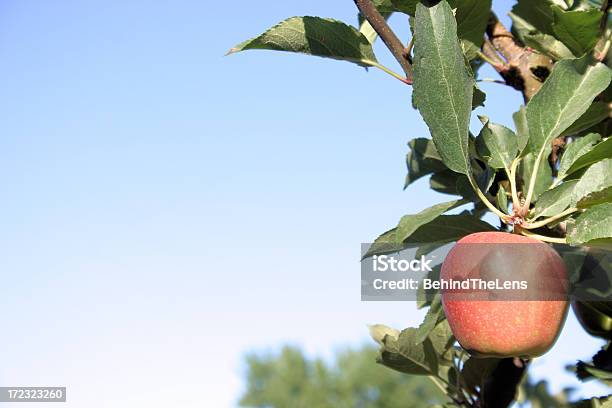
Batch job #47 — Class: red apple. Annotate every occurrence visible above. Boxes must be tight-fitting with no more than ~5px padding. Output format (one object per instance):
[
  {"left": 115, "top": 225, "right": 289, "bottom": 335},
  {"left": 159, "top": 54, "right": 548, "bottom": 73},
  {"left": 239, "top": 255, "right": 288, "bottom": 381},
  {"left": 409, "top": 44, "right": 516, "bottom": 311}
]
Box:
[{"left": 441, "top": 231, "right": 569, "bottom": 358}]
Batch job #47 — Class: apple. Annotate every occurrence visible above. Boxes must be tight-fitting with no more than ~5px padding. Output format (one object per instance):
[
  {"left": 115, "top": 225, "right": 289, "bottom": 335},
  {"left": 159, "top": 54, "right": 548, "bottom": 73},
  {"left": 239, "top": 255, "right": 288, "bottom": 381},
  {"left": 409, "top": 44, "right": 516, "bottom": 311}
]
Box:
[{"left": 441, "top": 231, "right": 569, "bottom": 358}]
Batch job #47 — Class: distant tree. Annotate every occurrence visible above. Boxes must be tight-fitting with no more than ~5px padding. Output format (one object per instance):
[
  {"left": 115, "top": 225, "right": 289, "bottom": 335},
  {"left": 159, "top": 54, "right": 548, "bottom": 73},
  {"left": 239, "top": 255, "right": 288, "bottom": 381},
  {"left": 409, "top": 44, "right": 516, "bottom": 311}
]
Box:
[{"left": 239, "top": 345, "right": 442, "bottom": 408}]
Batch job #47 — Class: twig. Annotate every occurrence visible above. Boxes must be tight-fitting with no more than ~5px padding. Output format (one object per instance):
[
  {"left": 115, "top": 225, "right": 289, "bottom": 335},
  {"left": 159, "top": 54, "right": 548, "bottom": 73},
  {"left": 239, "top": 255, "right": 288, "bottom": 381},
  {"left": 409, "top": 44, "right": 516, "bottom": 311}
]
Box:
[
  {"left": 481, "top": 39, "right": 507, "bottom": 73},
  {"left": 353, "top": 0, "right": 413, "bottom": 81}
]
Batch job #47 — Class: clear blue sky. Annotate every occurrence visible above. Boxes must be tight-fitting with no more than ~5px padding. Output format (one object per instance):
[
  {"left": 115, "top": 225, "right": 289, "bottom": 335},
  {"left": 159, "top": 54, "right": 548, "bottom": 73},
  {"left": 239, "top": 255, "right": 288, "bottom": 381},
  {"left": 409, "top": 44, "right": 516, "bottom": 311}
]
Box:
[{"left": 0, "top": 1, "right": 608, "bottom": 407}]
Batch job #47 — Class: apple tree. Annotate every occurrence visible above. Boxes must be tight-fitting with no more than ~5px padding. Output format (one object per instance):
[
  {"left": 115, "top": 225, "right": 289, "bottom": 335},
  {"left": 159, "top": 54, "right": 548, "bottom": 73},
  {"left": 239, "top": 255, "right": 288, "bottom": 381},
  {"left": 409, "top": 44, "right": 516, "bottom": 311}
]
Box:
[{"left": 229, "top": 0, "right": 612, "bottom": 406}]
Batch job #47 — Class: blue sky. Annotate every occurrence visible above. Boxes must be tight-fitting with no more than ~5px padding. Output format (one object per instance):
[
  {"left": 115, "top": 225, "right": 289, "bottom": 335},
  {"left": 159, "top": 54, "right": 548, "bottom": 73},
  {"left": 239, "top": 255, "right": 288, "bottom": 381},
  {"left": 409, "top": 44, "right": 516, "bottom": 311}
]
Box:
[{"left": 0, "top": 1, "right": 609, "bottom": 407}]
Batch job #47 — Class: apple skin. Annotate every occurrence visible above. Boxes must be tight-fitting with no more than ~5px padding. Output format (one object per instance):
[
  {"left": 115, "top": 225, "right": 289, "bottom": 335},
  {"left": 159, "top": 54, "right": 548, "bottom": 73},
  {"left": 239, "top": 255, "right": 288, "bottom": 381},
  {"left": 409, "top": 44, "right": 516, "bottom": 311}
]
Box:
[{"left": 441, "top": 231, "right": 569, "bottom": 358}]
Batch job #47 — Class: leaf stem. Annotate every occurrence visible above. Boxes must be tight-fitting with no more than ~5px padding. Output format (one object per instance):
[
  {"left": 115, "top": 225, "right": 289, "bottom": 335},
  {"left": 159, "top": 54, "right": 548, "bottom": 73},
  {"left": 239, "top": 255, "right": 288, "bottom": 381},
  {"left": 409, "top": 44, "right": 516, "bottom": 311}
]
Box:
[
  {"left": 522, "top": 150, "right": 544, "bottom": 214},
  {"left": 353, "top": 0, "right": 413, "bottom": 80},
  {"left": 507, "top": 158, "right": 521, "bottom": 211},
  {"left": 477, "top": 77, "right": 508, "bottom": 85},
  {"left": 370, "top": 61, "right": 412, "bottom": 85},
  {"left": 523, "top": 207, "right": 578, "bottom": 229},
  {"left": 468, "top": 174, "right": 511, "bottom": 222},
  {"left": 518, "top": 229, "right": 567, "bottom": 244}
]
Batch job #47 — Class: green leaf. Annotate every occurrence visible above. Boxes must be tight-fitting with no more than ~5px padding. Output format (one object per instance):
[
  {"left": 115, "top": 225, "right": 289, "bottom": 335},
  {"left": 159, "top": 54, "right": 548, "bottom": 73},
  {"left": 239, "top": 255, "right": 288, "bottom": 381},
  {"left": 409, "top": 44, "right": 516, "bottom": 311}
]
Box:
[
  {"left": 417, "top": 264, "right": 442, "bottom": 309},
  {"left": 532, "top": 180, "right": 578, "bottom": 218},
  {"left": 415, "top": 295, "right": 445, "bottom": 343},
  {"left": 362, "top": 228, "right": 404, "bottom": 259},
  {"left": 391, "top": 0, "right": 419, "bottom": 15},
  {"left": 405, "top": 138, "right": 447, "bottom": 188},
  {"left": 513, "top": 105, "right": 530, "bottom": 154},
  {"left": 567, "top": 136, "right": 612, "bottom": 175},
  {"left": 526, "top": 56, "right": 611, "bottom": 181},
  {"left": 510, "top": 0, "right": 560, "bottom": 36},
  {"left": 364, "top": 214, "right": 496, "bottom": 259},
  {"left": 415, "top": 243, "right": 446, "bottom": 259},
  {"left": 472, "top": 85, "right": 486, "bottom": 108},
  {"left": 510, "top": 7, "right": 575, "bottom": 60},
  {"left": 228, "top": 17, "right": 378, "bottom": 68},
  {"left": 413, "top": 1, "right": 473, "bottom": 175},
  {"left": 558, "top": 133, "right": 602, "bottom": 179},
  {"left": 430, "top": 170, "right": 462, "bottom": 196},
  {"left": 497, "top": 184, "right": 509, "bottom": 213},
  {"left": 475, "top": 117, "right": 519, "bottom": 170},
  {"left": 572, "top": 158, "right": 612, "bottom": 207},
  {"left": 581, "top": 363, "right": 612, "bottom": 380},
  {"left": 395, "top": 0, "right": 492, "bottom": 60},
  {"left": 427, "top": 320, "right": 455, "bottom": 359},
  {"left": 562, "top": 102, "right": 611, "bottom": 136},
  {"left": 396, "top": 200, "right": 465, "bottom": 242},
  {"left": 429, "top": 167, "right": 494, "bottom": 199},
  {"left": 368, "top": 0, "right": 396, "bottom": 13},
  {"left": 403, "top": 214, "right": 497, "bottom": 244},
  {"left": 519, "top": 151, "right": 553, "bottom": 201},
  {"left": 455, "top": 0, "right": 493, "bottom": 60},
  {"left": 567, "top": 202, "right": 612, "bottom": 245},
  {"left": 521, "top": 31, "right": 576, "bottom": 60},
  {"left": 551, "top": 6, "right": 603, "bottom": 56},
  {"left": 377, "top": 327, "right": 439, "bottom": 375},
  {"left": 570, "top": 0, "right": 607, "bottom": 11}
]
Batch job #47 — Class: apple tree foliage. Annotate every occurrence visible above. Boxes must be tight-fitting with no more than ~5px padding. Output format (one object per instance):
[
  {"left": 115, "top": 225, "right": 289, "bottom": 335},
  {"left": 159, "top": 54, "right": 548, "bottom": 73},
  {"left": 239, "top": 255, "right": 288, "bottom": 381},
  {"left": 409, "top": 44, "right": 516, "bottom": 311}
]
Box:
[{"left": 230, "top": 0, "right": 612, "bottom": 406}]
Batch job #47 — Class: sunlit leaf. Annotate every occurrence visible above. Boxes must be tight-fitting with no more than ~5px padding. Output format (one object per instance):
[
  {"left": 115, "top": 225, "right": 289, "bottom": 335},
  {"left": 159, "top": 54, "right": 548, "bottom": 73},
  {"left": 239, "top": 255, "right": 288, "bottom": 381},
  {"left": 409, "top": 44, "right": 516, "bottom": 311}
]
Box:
[
  {"left": 567, "top": 202, "right": 612, "bottom": 246},
  {"left": 413, "top": 1, "right": 472, "bottom": 174},
  {"left": 526, "top": 56, "right": 611, "bottom": 187},
  {"left": 567, "top": 136, "right": 612, "bottom": 175},
  {"left": 228, "top": 17, "right": 379, "bottom": 68},
  {"left": 572, "top": 158, "right": 612, "bottom": 207},
  {"left": 532, "top": 180, "right": 578, "bottom": 218},
  {"left": 476, "top": 117, "right": 519, "bottom": 170},
  {"left": 551, "top": 6, "right": 603, "bottom": 56},
  {"left": 558, "top": 133, "right": 602, "bottom": 180}
]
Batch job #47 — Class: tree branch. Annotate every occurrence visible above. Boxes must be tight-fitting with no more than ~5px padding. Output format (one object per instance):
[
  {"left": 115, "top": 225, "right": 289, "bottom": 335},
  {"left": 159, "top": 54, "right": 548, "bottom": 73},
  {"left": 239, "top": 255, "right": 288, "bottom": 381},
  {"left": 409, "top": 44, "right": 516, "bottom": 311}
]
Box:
[
  {"left": 353, "top": 0, "right": 413, "bottom": 82},
  {"left": 481, "top": 38, "right": 507, "bottom": 71},
  {"left": 486, "top": 13, "right": 552, "bottom": 102}
]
